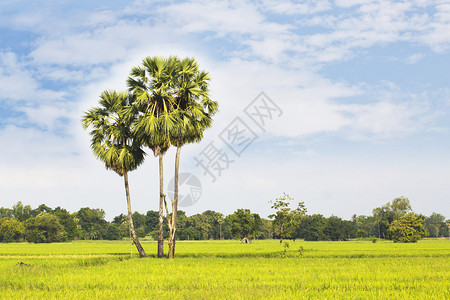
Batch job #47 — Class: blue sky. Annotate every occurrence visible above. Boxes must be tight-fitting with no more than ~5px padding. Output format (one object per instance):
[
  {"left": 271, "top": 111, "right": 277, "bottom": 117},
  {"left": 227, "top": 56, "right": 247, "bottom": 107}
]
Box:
[{"left": 1, "top": 0, "right": 449, "bottom": 220}]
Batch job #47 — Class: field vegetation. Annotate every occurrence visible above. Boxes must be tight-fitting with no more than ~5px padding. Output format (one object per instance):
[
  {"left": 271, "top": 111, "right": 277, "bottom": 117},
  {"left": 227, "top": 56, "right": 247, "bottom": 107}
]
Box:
[{"left": 1, "top": 239, "right": 448, "bottom": 299}]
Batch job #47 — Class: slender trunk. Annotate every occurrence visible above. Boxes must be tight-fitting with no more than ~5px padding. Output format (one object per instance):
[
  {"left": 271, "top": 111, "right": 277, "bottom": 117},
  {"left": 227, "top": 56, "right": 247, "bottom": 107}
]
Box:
[
  {"left": 170, "top": 145, "right": 181, "bottom": 258},
  {"left": 162, "top": 193, "right": 175, "bottom": 259},
  {"left": 124, "top": 172, "right": 147, "bottom": 258},
  {"left": 158, "top": 153, "right": 164, "bottom": 258}
]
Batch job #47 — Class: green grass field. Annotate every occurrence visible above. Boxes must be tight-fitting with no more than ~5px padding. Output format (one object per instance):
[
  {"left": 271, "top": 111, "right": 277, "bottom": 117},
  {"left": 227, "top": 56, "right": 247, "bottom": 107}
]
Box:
[{"left": 0, "top": 239, "right": 449, "bottom": 299}]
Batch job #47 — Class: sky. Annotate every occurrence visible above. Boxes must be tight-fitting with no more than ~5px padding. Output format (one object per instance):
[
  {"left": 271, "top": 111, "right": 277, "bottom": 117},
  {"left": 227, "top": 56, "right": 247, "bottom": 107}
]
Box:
[{"left": 1, "top": 0, "right": 449, "bottom": 220}]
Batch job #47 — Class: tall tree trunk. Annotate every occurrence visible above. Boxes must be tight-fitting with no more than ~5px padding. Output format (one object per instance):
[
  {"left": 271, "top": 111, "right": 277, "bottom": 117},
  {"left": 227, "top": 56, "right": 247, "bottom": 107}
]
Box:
[
  {"left": 158, "top": 153, "right": 164, "bottom": 258},
  {"left": 124, "top": 171, "right": 147, "bottom": 258},
  {"left": 162, "top": 193, "right": 175, "bottom": 259},
  {"left": 170, "top": 145, "right": 182, "bottom": 258}
]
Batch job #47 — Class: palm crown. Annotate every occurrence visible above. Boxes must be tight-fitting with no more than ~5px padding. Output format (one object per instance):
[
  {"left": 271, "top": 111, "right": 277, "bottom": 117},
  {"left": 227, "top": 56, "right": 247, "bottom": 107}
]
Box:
[
  {"left": 81, "top": 90, "right": 146, "bottom": 176},
  {"left": 127, "top": 56, "right": 218, "bottom": 152}
]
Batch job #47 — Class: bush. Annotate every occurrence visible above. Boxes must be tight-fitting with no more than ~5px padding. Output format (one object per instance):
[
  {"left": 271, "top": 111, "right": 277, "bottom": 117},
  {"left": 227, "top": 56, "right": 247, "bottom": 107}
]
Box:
[
  {"left": 0, "top": 218, "right": 25, "bottom": 242},
  {"left": 390, "top": 213, "right": 427, "bottom": 243}
]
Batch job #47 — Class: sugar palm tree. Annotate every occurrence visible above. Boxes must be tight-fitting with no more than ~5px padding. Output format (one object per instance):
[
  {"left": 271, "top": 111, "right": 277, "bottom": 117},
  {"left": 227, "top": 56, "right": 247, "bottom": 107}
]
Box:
[
  {"left": 127, "top": 56, "right": 180, "bottom": 258},
  {"left": 168, "top": 57, "right": 218, "bottom": 258},
  {"left": 81, "top": 90, "right": 147, "bottom": 258}
]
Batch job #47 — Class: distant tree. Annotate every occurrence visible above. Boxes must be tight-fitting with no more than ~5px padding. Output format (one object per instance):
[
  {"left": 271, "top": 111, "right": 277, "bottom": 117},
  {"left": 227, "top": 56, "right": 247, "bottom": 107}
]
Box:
[
  {"left": 0, "top": 218, "right": 25, "bottom": 242},
  {"left": 324, "top": 216, "right": 356, "bottom": 241},
  {"left": 227, "top": 209, "right": 262, "bottom": 241},
  {"left": 259, "top": 218, "right": 273, "bottom": 240},
  {"left": 188, "top": 213, "right": 213, "bottom": 240},
  {"left": 112, "top": 213, "right": 129, "bottom": 238},
  {"left": 144, "top": 211, "right": 159, "bottom": 238},
  {"left": 76, "top": 207, "right": 108, "bottom": 240},
  {"left": 174, "top": 211, "right": 189, "bottom": 240},
  {"left": 0, "top": 207, "right": 13, "bottom": 219},
  {"left": 390, "top": 213, "right": 427, "bottom": 243},
  {"left": 105, "top": 223, "right": 121, "bottom": 240},
  {"left": 424, "top": 213, "right": 447, "bottom": 237},
  {"left": 53, "top": 207, "right": 79, "bottom": 240},
  {"left": 112, "top": 213, "right": 127, "bottom": 225},
  {"left": 297, "top": 214, "right": 327, "bottom": 241},
  {"left": 12, "top": 201, "right": 33, "bottom": 221},
  {"left": 447, "top": 219, "right": 450, "bottom": 237},
  {"left": 269, "top": 193, "right": 307, "bottom": 241},
  {"left": 201, "top": 210, "right": 224, "bottom": 240},
  {"left": 373, "top": 196, "right": 412, "bottom": 239},
  {"left": 35, "top": 204, "right": 53, "bottom": 214},
  {"left": 132, "top": 211, "right": 147, "bottom": 237},
  {"left": 353, "top": 215, "right": 377, "bottom": 238},
  {"left": 24, "top": 213, "right": 65, "bottom": 243}
]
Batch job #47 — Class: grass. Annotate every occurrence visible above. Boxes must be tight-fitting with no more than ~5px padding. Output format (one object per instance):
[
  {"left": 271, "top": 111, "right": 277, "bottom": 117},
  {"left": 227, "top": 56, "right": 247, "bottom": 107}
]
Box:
[{"left": 0, "top": 239, "right": 449, "bottom": 299}]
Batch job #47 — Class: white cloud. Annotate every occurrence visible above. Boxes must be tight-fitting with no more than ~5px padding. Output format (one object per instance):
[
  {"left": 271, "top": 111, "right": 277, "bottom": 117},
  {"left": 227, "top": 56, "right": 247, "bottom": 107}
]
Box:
[
  {"left": 0, "top": 0, "right": 450, "bottom": 219},
  {"left": 0, "top": 52, "right": 62, "bottom": 102},
  {"left": 261, "top": 0, "right": 331, "bottom": 15},
  {"left": 406, "top": 53, "right": 424, "bottom": 63}
]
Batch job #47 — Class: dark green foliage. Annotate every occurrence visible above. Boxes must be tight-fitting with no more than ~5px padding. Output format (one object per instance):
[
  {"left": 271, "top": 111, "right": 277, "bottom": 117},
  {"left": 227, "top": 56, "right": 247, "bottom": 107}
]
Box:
[
  {"left": 53, "top": 207, "right": 79, "bottom": 240},
  {"left": 226, "top": 209, "right": 262, "bottom": 240},
  {"left": 390, "top": 213, "right": 427, "bottom": 243},
  {"left": 76, "top": 208, "right": 108, "bottom": 240},
  {"left": 0, "top": 198, "right": 446, "bottom": 244},
  {"left": 297, "top": 214, "right": 328, "bottom": 241},
  {"left": 12, "top": 201, "right": 34, "bottom": 221},
  {"left": 353, "top": 215, "right": 377, "bottom": 238},
  {"left": 424, "top": 212, "right": 449, "bottom": 237},
  {"left": 104, "top": 223, "right": 121, "bottom": 240},
  {"left": 0, "top": 207, "right": 13, "bottom": 218},
  {"left": 132, "top": 212, "right": 146, "bottom": 230},
  {"left": 144, "top": 211, "right": 159, "bottom": 234},
  {"left": 324, "top": 216, "right": 356, "bottom": 241},
  {"left": 24, "top": 213, "right": 65, "bottom": 243},
  {"left": 0, "top": 218, "right": 25, "bottom": 242},
  {"left": 35, "top": 204, "right": 53, "bottom": 214}
]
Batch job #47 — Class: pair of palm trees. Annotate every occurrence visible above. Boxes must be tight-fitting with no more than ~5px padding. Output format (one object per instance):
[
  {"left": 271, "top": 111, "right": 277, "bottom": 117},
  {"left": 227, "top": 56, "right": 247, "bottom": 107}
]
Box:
[{"left": 82, "top": 56, "right": 218, "bottom": 258}]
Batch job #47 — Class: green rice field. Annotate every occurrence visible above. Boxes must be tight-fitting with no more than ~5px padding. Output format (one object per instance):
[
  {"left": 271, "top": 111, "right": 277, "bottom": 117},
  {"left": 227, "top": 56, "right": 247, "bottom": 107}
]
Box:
[{"left": 0, "top": 239, "right": 449, "bottom": 299}]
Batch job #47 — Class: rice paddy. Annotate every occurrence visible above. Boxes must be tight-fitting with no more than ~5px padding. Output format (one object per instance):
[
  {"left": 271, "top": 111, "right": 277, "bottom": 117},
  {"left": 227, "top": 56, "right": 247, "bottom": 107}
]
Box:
[{"left": 0, "top": 239, "right": 449, "bottom": 299}]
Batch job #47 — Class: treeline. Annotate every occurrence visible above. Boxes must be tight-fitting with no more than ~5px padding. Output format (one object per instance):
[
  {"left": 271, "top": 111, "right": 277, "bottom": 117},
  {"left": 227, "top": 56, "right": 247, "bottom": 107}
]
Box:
[{"left": 0, "top": 197, "right": 448, "bottom": 243}]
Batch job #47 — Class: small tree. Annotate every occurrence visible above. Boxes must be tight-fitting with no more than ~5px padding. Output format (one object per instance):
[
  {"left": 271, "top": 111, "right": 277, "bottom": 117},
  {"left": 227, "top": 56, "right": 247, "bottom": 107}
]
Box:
[
  {"left": 269, "top": 193, "right": 307, "bottom": 241},
  {"left": 390, "top": 213, "right": 427, "bottom": 243},
  {"left": 227, "top": 209, "right": 262, "bottom": 241},
  {"left": 0, "top": 218, "right": 25, "bottom": 242}
]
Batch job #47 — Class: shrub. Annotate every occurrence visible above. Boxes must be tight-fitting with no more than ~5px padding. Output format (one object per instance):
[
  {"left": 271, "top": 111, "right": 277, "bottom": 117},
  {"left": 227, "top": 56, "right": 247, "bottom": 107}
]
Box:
[
  {"left": 390, "top": 213, "right": 427, "bottom": 243},
  {"left": 0, "top": 218, "right": 25, "bottom": 242}
]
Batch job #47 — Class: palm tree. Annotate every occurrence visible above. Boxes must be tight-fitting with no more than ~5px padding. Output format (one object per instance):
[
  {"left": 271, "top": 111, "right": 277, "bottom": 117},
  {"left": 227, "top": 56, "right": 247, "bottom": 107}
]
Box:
[
  {"left": 81, "top": 90, "right": 147, "bottom": 258},
  {"left": 128, "top": 56, "right": 218, "bottom": 258},
  {"left": 127, "top": 56, "right": 180, "bottom": 258},
  {"left": 168, "top": 57, "right": 218, "bottom": 258}
]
